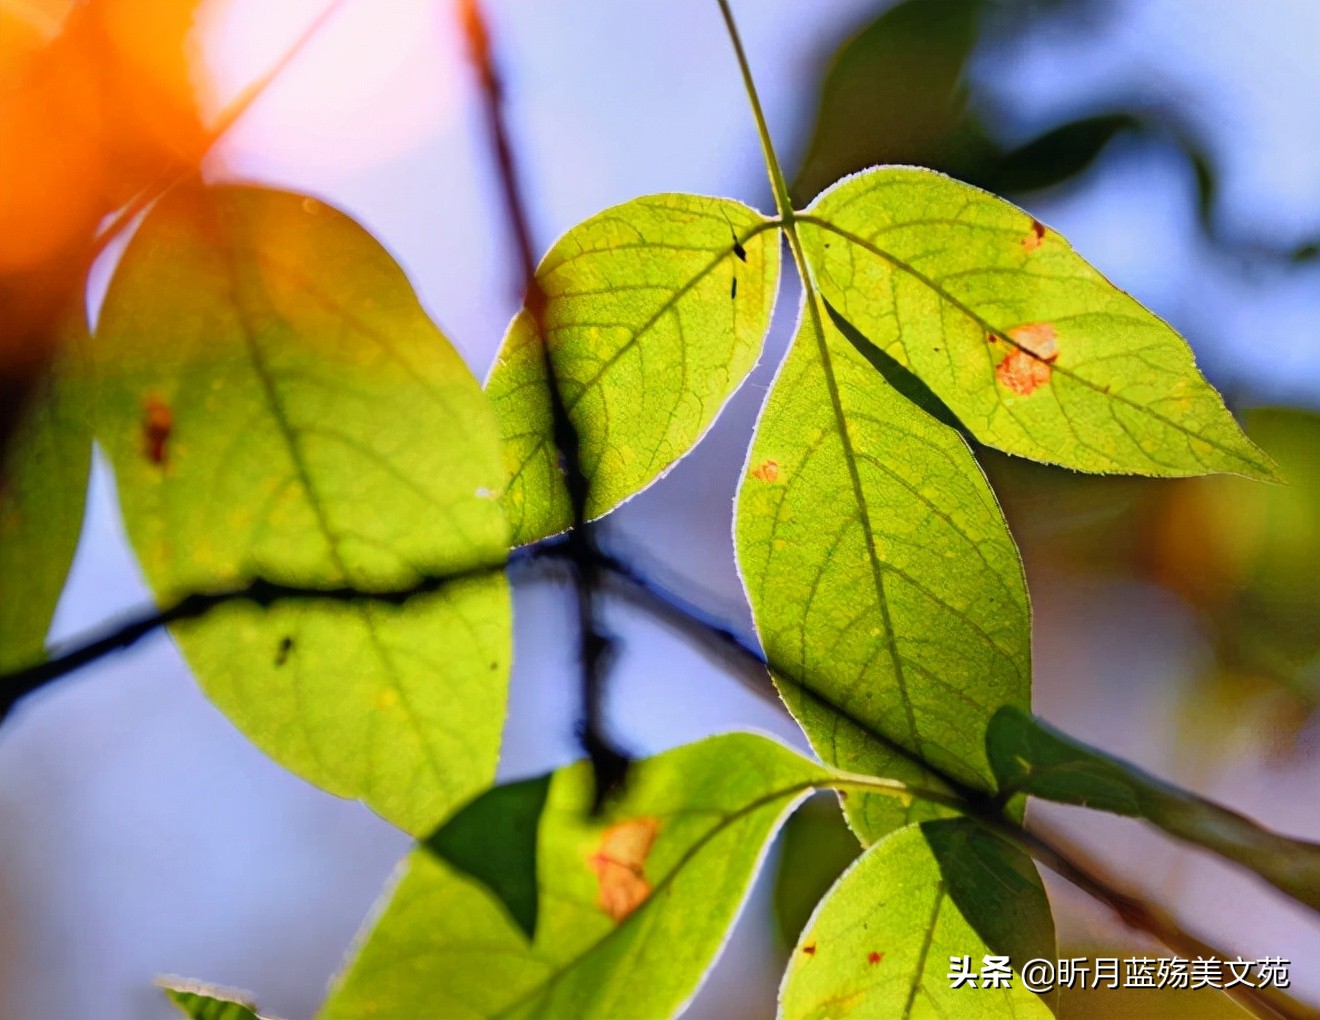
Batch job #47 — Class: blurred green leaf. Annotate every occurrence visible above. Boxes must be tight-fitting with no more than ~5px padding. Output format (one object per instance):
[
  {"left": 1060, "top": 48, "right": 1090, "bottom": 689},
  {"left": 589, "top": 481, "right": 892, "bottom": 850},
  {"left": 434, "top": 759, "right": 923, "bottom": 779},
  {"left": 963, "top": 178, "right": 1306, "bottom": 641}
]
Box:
[
  {"left": 94, "top": 184, "right": 510, "bottom": 835},
  {"left": 321, "top": 733, "right": 828, "bottom": 1020},
  {"left": 791, "top": 0, "right": 987, "bottom": 204},
  {"left": 987, "top": 706, "right": 1320, "bottom": 909},
  {"left": 0, "top": 312, "right": 91, "bottom": 672},
  {"left": 735, "top": 295, "right": 1029, "bottom": 842},
  {"left": 772, "top": 793, "right": 862, "bottom": 948},
  {"left": 800, "top": 167, "right": 1277, "bottom": 480},
  {"left": 424, "top": 772, "right": 552, "bottom": 940},
  {"left": 162, "top": 982, "right": 263, "bottom": 1020},
  {"left": 982, "top": 114, "right": 1140, "bottom": 194},
  {"left": 779, "top": 819, "right": 1055, "bottom": 1020},
  {"left": 486, "top": 194, "right": 780, "bottom": 545}
]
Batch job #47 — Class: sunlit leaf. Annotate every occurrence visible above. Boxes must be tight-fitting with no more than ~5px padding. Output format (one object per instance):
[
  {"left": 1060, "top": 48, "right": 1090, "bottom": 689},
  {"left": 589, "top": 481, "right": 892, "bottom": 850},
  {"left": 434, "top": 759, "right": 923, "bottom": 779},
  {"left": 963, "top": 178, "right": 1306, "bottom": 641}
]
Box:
[
  {"left": 486, "top": 193, "right": 780, "bottom": 545},
  {"left": 736, "top": 295, "right": 1030, "bottom": 841},
  {"left": 799, "top": 167, "right": 1277, "bottom": 480},
  {"left": 987, "top": 706, "right": 1320, "bottom": 909},
  {"left": 94, "top": 184, "right": 510, "bottom": 835},
  {"left": 0, "top": 310, "right": 90, "bottom": 671},
  {"left": 161, "top": 980, "right": 263, "bottom": 1020},
  {"left": 780, "top": 819, "right": 1054, "bottom": 1020},
  {"left": 321, "top": 733, "right": 827, "bottom": 1020}
]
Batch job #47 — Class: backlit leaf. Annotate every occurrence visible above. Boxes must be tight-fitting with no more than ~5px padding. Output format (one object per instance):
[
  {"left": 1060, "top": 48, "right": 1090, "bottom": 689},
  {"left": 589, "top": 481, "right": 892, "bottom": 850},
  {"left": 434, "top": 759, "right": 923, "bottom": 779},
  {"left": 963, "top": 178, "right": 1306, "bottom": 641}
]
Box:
[
  {"left": 987, "top": 706, "right": 1320, "bottom": 909},
  {"left": 0, "top": 311, "right": 91, "bottom": 672},
  {"left": 799, "top": 167, "right": 1276, "bottom": 480},
  {"left": 93, "top": 184, "right": 510, "bottom": 835},
  {"left": 780, "top": 819, "right": 1055, "bottom": 1020},
  {"left": 321, "top": 733, "right": 828, "bottom": 1020},
  {"left": 486, "top": 194, "right": 780, "bottom": 545},
  {"left": 735, "top": 295, "right": 1030, "bottom": 842}
]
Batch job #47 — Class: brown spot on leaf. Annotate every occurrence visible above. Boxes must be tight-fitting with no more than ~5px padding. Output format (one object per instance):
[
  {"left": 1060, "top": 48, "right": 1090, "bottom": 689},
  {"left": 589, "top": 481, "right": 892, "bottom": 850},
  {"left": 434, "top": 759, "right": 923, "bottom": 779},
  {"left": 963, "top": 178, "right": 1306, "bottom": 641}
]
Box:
[
  {"left": 996, "top": 322, "right": 1059, "bottom": 396},
  {"left": 588, "top": 817, "right": 659, "bottom": 922},
  {"left": 1023, "top": 219, "right": 1046, "bottom": 251},
  {"left": 749, "top": 458, "right": 779, "bottom": 483},
  {"left": 142, "top": 395, "right": 172, "bottom": 465},
  {"left": 274, "top": 636, "right": 294, "bottom": 666},
  {"left": 868, "top": 951, "right": 884, "bottom": 965},
  {"left": 802, "top": 942, "right": 817, "bottom": 956}
]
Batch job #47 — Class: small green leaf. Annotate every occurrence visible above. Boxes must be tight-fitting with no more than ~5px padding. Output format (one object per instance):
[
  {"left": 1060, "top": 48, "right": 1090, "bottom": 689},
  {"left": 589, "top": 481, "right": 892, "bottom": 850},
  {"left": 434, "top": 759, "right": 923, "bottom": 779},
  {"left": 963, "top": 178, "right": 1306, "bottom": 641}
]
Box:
[
  {"left": 780, "top": 819, "right": 1055, "bottom": 1020},
  {"left": 321, "top": 733, "right": 828, "bottom": 1020},
  {"left": 486, "top": 194, "right": 780, "bottom": 545},
  {"left": 799, "top": 167, "right": 1277, "bottom": 480},
  {"left": 424, "top": 772, "right": 552, "bottom": 940},
  {"left": 94, "top": 184, "right": 510, "bottom": 834},
  {"left": 161, "top": 980, "right": 263, "bottom": 1020},
  {"left": 0, "top": 312, "right": 92, "bottom": 672},
  {"left": 735, "top": 295, "right": 1031, "bottom": 842},
  {"left": 988, "top": 706, "right": 1320, "bottom": 909}
]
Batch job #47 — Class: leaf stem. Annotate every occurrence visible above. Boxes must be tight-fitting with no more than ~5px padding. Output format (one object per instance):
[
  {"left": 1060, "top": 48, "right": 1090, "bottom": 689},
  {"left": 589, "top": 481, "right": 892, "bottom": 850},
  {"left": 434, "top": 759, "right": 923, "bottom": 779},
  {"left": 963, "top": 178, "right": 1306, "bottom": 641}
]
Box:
[{"left": 716, "top": 0, "right": 794, "bottom": 221}]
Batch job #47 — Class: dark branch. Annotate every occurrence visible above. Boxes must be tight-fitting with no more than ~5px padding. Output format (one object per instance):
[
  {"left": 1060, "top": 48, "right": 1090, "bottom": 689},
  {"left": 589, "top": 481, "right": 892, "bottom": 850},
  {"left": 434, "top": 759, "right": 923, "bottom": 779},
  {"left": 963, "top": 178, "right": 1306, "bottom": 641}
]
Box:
[
  {"left": 460, "top": 0, "right": 628, "bottom": 810},
  {"left": 0, "top": 547, "right": 553, "bottom": 723}
]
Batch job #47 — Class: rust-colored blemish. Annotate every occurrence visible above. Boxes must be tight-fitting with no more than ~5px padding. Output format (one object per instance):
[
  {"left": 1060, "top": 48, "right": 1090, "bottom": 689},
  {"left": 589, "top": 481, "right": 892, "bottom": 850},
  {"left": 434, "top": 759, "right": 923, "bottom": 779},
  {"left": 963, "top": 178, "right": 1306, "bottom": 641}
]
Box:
[
  {"left": 749, "top": 458, "right": 779, "bottom": 483},
  {"left": 1022, "top": 219, "right": 1046, "bottom": 251},
  {"left": 588, "top": 817, "right": 660, "bottom": 922},
  {"left": 868, "top": 951, "right": 884, "bottom": 965},
  {"left": 142, "top": 396, "right": 173, "bottom": 465},
  {"left": 995, "top": 322, "right": 1059, "bottom": 396},
  {"left": 802, "top": 942, "right": 817, "bottom": 956}
]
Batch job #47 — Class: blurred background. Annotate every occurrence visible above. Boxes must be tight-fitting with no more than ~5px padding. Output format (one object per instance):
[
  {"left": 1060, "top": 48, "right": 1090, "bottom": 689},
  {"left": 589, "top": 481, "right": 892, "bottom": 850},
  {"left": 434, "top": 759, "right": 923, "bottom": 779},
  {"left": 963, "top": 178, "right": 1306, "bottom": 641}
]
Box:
[{"left": 1, "top": 0, "right": 1317, "bottom": 1017}]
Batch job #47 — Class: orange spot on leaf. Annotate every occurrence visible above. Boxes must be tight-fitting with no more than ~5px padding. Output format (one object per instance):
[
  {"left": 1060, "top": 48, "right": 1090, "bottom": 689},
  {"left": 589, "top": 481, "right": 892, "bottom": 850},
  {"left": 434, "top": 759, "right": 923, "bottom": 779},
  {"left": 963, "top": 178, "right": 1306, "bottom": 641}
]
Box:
[
  {"left": 750, "top": 458, "right": 779, "bottom": 483},
  {"left": 868, "top": 951, "right": 884, "bottom": 965},
  {"left": 142, "top": 395, "right": 172, "bottom": 465},
  {"left": 802, "top": 943, "right": 817, "bottom": 956},
  {"left": 996, "top": 322, "right": 1059, "bottom": 396},
  {"left": 588, "top": 817, "right": 659, "bottom": 923},
  {"left": 1023, "top": 219, "right": 1046, "bottom": 251}
]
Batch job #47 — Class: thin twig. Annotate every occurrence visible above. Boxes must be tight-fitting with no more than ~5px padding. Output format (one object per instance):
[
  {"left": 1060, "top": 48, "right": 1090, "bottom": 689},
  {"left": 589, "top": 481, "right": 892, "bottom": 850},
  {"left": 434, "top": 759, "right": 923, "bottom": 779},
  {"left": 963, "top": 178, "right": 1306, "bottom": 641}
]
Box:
[{"left": 459, "top": 0, "right": 628, "bottom": 809}]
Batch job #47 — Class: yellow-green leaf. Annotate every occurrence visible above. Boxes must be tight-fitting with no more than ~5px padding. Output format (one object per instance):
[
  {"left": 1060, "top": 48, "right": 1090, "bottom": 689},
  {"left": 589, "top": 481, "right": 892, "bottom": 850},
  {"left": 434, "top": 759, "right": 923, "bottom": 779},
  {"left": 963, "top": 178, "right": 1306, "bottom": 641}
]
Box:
[
  {"left": 0, "top": 312, "right": 91, "bottom": 673},
  {"left": 93, "top": 184, "right": 510, "bottom": 834},
  {"left": 780, "top": 819, "right": 1055, "bottom": 1020},
  {"left": 486, "top": 194, "right": 780, "bottom": 545},
  {"left": 799, "top": 167, "right": 1276, "bottom": 480},
  {"left": 321, "top": 733, "right": 828, "bottom": 1020},
  {"left": 735, "top": 295, "right": 1030, "bottom": 842}
]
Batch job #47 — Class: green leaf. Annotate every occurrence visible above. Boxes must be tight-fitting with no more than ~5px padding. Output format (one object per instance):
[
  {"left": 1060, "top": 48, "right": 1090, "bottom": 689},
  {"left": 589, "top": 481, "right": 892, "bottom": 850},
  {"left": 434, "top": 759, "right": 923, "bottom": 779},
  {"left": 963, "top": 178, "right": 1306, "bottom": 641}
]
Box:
[
  {"left": 0, "top": 312, "right": 92, "bottom": 672},
  {"left": 735, "top": 295, "right": 1031, "bottom": 842},
  {"left": 424, "top": 772, "right": 552, "bottom": 940},
  {"left": 780, "top": 819, "right": 1054, "bottom": 1020},
  {"left": 798, "top": 167, "right": 1277, "bottom": 480},
  {"left": 987, "top": 706, "right": 1320, "bottom": 910},
  {"left": 321, "top": 733, "right": 828, "bottom": 1020},
  {"left": 792, "top": 0, "right": 986, "bottom": 205},
  {"left": 772, "top": 793, "right": 862, "bottom": 948},
  {"left": 486, "top": 194, "right": 780, "bottom": 545},
  {"left": 93, "top": 184, "right": 510, "bottom": 835},
  {"left": 161, "top": 981, "right": 263, "bottom": 1020}
]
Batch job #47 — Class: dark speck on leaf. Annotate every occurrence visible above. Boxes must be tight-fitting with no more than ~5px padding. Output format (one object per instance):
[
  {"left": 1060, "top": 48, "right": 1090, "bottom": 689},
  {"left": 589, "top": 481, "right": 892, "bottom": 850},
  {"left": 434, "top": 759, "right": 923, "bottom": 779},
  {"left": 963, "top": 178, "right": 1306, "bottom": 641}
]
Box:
[
  {"left": 802, "top": 943, "right": 817, "bottom": 956},
  {"left": 730, "top": 276, "right": 738, "bottom": 300},
  {"left": 732, "top": 239, "right": 747, "bottom": 262},
  {"left": 275, "top": 636, "right": 294, "bottom": 666}
]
